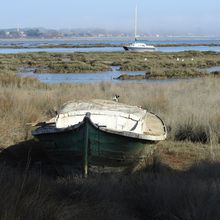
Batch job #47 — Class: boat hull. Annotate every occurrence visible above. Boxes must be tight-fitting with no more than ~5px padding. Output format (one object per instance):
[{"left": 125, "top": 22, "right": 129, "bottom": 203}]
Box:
[
  {"left": 33, "top": 115, "right": 157, "bottom": 170},
  {"left": 123, "top": 46, "right": 156, "bottom": 52}
]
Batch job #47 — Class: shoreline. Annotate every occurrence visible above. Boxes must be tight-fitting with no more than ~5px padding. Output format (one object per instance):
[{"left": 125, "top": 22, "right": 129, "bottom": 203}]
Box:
[{"left": 1, "top": 43, "right": 220, "bottom": 49}]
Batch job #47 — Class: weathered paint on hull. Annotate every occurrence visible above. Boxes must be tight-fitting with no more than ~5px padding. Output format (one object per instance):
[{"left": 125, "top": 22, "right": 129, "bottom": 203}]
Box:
[{"left": 35, "top": 119, "right": 156, "bottom": 169}]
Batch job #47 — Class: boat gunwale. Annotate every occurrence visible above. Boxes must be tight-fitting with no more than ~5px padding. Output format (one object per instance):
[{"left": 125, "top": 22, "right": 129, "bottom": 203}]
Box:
[{"left": 32, "top": 112, "right": 167, "bottom": 141}]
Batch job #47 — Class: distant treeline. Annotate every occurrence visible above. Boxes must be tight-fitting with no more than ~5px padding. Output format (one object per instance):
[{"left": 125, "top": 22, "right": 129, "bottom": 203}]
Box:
[{"left": 0, "top": 28, "right": 132, "bottom": 39}]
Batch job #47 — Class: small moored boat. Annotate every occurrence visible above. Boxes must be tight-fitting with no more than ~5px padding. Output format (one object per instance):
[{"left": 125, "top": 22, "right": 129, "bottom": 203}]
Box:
[
  {"left": 123, "top": 5, "right": 156, "bottom": 52},
  {"left": 32, "top": 99, "right": 167, "bottom": 175},
  {"left": 123, "top": 42, "right": 156, "bottom": 52}
]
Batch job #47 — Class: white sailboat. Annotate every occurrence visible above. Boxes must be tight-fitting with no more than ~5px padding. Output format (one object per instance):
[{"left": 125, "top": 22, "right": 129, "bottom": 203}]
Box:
[{"left": 123, "top": 5, "right": 156, "bottom": 52}]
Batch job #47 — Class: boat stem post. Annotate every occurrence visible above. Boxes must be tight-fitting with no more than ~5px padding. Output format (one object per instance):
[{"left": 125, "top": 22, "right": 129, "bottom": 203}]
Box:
[{"left": 82, "top": 113, "right": 90, "bottom": 178}]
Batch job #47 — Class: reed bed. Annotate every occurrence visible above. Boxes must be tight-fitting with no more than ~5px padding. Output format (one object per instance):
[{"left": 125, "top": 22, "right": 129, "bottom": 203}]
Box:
[
  {"left": 1, "top": 161, "right": 220, "bottom": 220},
  {"left": 0, "top": 56, "right": 220, "bottom": 219},
  {"left": 0, "top": 70, "right": 219, "bottom": 149}
]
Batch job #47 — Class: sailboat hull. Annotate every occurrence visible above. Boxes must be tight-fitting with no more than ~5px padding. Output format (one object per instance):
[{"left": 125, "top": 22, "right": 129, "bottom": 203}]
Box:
[{"left": 123, "top": 45, "right": 156, "bottom": 52}]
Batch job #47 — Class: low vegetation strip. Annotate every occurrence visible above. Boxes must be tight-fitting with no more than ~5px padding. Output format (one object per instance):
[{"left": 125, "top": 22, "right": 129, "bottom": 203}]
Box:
[
  {"left": 1, "top": 51, "right": 220, "bottom": 77},
  {"left": 1, "top": 43, "right": 220, "bottom": 48}
]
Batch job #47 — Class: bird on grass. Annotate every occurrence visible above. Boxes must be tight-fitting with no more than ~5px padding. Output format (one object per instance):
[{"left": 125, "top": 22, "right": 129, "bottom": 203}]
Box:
[{"left": 112, "top": 94, "right": 120, "bottom": 102}]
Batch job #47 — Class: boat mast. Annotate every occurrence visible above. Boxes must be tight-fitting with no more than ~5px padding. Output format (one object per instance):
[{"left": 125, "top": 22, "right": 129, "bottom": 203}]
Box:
[{"left": 134, "top": 5, "right": 138, "bottom": 41}]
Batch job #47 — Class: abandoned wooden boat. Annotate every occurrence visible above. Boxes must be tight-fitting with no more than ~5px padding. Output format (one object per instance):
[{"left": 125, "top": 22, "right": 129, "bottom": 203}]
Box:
[{"left": 32, "top": 99, "right": 167, "bottom": 175}]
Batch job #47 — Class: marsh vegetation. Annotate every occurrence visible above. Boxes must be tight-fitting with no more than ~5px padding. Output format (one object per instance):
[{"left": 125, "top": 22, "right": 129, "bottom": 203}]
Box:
[
  {"left": 0, "top": 68, "right": 219, "bottom": 159},
  {"left": 0, "top": 51, "right": 220, "bottom": 219},
  {"left": 1, "top": 51, "right": 220, "bottom": 78},
  {"left": 0, "top": 161, "right": 220, "bottom": 220}
]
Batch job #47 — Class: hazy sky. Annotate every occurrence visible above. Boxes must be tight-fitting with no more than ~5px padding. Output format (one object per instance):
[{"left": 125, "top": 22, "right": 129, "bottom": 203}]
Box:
[{"left": 1, "top": 0, "right": 220, "bottom": 34}]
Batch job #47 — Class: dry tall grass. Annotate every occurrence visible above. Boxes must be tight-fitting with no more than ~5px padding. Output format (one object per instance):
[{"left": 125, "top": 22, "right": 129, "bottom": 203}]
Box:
[
  {"left": 1, "top": 162, "right": 220, "bottom": 220},
  {"left": 0, "top": 71, "right": 219, "bottom": 148},
  {"left": 0, "top": 68, "right": 220, "bottom": 219}
]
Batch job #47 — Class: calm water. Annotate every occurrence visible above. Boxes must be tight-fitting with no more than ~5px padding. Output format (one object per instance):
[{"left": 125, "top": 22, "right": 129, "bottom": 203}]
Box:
[
  {"left": 207, "top": 66, "right": 220, "bottom": 72},
  {"left": 18, "top": 65, "right": 216, "bottom": 84},
  {"left": 18, "top": 66, "right": 146, "bottom": 84},
  {"left": 2, "top": 38, "right": 220, "bottom": 46},
  {"left": 159, "top": 45, "right": 220, "bottom": 52},
  {"left": 2, "top": 46, "right": 220, "bottom": 54},
  {"left": 1, "top": 38, "right": 220, "bottom": 53},
  {"left": 18, "top": 66, "right": 189, "bottom": 84},
  {"left": 0, "top": 47, "right": 121, "bottom": 54}
]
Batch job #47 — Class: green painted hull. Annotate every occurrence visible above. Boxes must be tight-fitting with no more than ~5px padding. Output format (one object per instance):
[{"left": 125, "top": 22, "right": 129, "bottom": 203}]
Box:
[{"left": 34, "top": 115, "right": 157, "bottom": 172}]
